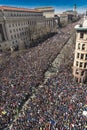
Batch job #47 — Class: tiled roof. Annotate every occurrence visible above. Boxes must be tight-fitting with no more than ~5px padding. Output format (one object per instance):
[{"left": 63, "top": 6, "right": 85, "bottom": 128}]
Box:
[{"left": 0, "top": 6, "right": 42, "bottom": 13}]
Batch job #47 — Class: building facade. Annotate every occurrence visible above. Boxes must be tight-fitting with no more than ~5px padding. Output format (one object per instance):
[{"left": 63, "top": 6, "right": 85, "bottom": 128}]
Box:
[
  {"left": 63, "top": 5, "right": 79, "bottom": 23},
  {"left": 57, "top": 13, "right": 68, "bottom": 26},
  {"left": 35, "top": 7, "right": 54, "bottom": 18},
  {"left": 0, "top": 6, "right": 56, "bottom": 51},
  {"left": 73, "top": 17, "right": 87, "bottom": 83}
]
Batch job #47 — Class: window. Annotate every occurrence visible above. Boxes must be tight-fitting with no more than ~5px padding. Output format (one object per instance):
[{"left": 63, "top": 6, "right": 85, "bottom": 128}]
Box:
[
  {"left": 13, "top": 13, "right": 16, "bottom": 16},
  {"left": 76, "top": 69, "right": 79, "bottom": 74},
  {"left": 14, "top": 34, "right": 16, "bottom": 38},
  {"left": 9, "top": 24, "right": 11, "bottom": 27},
  {"left": 11, "top": 35, "right": 13, "bottom": 39},
  {"left": 85, "top": 54, "right": 87, "bottom": 60},
  {"left": 77, "top": 53, "right": 80, "bottom": 58},
  {"left": 81, "top": 71, "right": 84, "bottom": 76},
  {"left": 10, "top": 30, "right": 12, "bottom": 33},
  {"left": 21, "top": 32, "right": 23, "bottom": 35},
  {"left": 75, "top": 77, "right": 78, "bottom": 82},
  {"left": 12, "top": 24, "right": 14, "bottom": 27},
  {"left": 82, "top": 44, "right": 85, "bottom": 50},
  {"left": 17, "top": 34, "right": 19, "bottom": 38},
  {"left": 80, "top": 32, "right": 84, "bottom": 38},
  {"left": 81, "top": 54, "right": 84, "bottom": 59},
  {"left": 84, "top": 63, "right": 87, "bottom": 68},
  {"left": 11, "top": 13, "right": 13, "bottom": 16},
  {"left": 80, "top": 62, "right": 83, "bottom": 67},
  {"left": 13, "top": 29, "right": 15, "bottom": 32},
  {"left": 78, "top": 43, "right": 80, "bottom": 49},
  {"left": 76, "top": 61, "right": 78, "bottom": 66}
]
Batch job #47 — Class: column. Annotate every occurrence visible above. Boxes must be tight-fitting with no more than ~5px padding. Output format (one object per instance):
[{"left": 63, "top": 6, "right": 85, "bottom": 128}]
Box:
[{"left": 2, "top": 23, "right": 8, "bottom": 41}]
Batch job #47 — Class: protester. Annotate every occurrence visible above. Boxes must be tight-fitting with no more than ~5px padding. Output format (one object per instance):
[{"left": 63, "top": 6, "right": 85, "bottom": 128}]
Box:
[{"left": 1, "top": 22, "right": 86, "bottom": 130}]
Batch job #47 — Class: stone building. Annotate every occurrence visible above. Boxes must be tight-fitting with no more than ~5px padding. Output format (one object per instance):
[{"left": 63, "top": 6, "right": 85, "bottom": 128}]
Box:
[
  {"left": 35, "top": 7, "right": 57, "bottom": 32},
  {"left": 73, "top": 17, "right": 87, "bottom": 83},
  {"left": 0, "top": 6, "right": 56, "bottom": 51},
  {"left": 63, "top": 4, "right": 79, "bottom": 22},
  {"left": 35, "top": 7, "right": 54, "bottom": 18},
  {"left": 57, "top": 13, "right": 68, "bottom": 26}
]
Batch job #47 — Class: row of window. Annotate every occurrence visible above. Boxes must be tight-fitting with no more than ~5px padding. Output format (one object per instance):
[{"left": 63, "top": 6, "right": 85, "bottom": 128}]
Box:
[
  {"left": 79, "top": 31, "right": 87, "bottom": 39},
  {"left": 9, "top": 21, "right": 36, "bottom": 27},
  {"left": 9, "top": 20, "right": 52, "bottom": 28},
  {"left": 9, "top": 21, "right": 53, "bottom": 34},
  {"left": 76, "top": 61, "right": 87, "bottom": 68},
  {"left": 77, "top": 52, "right": 87, "bottom": 60},
  {"left": 12, "top": 38, "right": 27, "bottom": 46},
  {"left": 10, "top": 26, "right": 28, "bottom": 33},
  {"left": 75, "top": 69, "right": 85, "bottom": 76},
  {"left": 5, "top": 12, "right": 42, "bottom": 17},
  {"left": 77, "top": 43, "right": 86, "bottom": 50},
  {"left": 11, "top": 31, "right": 29, "bottom": 39}
]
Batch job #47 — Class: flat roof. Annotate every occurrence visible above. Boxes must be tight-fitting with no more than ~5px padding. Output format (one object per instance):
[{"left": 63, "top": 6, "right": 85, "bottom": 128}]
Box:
[
  {"left": 75, "top": 24, "right": 87, "bottom": 31},
  {"left": 35, "top": 7, "right": 54, "bottom": 11},
  {"left": 35, "top": 7, "right": 54, "bottom": 9}
]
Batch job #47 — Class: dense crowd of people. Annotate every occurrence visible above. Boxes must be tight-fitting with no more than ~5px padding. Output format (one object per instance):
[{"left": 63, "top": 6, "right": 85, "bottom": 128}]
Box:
[
  {"left": 0, "top": 21, "right": 86, "bottom": 130},
  {"left": 11, "top": 64, "right": 87, "bottom": 130}
]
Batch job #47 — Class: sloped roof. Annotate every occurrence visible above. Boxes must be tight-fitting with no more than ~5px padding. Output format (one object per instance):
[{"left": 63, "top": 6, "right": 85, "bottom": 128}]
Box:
[{"left": 0, "top": 6, "right": 42, "bottom": 13}]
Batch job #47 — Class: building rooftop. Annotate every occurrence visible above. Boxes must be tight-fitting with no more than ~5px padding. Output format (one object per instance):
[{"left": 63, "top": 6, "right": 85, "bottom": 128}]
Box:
[
  {"left": 35, "top": 7, "right": 54, "bottom": 11},
  {"left": 0, "top": 6, "right": 42, "bottom": 13},
  {"left": 75, "top": 16, "right": 87, "bottom": 30},
  {"left": 66, "top": 10, "right": 74, "bottom": 12},
  {"left": 57, "top": 13, "right": 68, "bottom": 17},
  {"left": 35, "top": 6, "right": 54, "bottom": 9}
]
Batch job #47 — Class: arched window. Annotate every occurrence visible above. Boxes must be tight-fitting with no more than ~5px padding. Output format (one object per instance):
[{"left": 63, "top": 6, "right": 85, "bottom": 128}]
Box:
[
  {"left": 81, "top": 54, "right": 84, "bottom": 59},
  {"left": 82, "top": 44, "right": 85, "bottom": 50}
]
